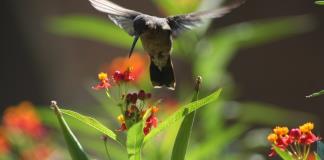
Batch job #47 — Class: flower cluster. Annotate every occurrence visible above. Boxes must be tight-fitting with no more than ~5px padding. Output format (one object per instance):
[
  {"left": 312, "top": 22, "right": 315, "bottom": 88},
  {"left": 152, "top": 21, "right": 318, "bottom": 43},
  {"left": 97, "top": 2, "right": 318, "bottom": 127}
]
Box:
[
  {"left": 106, "top": 53, "right": 148, "bottom": 82},
  {"left": 92, "top": 67, "right": 135, "bottom": 90},
  {"left": 93, "top": 68, "right": 159, "bottom": 136},
  {"left": 267, "top": 122, "right": 321, "bottom": 159},
  {"left": 0, "top": 101, "right": 54, "bottom": 159},
  {"left": 3, "top": 101, "right": 45, "bottom": 138},
  {"left": 117, "top": 90, "right": 158, "bottom": 135},
  {"left": 92, "top": 72, "right": 111, "bottom": 90}
]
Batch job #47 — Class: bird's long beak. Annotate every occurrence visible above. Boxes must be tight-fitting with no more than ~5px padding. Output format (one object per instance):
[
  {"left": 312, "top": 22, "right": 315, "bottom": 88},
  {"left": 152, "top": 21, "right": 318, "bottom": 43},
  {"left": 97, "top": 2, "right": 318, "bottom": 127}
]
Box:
[{"left": 129, "top": 35, "right": 140, "bottom": 58}]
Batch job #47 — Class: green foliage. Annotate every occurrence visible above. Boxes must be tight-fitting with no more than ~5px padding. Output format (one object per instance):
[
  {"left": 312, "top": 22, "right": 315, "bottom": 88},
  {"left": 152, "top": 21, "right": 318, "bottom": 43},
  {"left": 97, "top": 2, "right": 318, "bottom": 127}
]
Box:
[
  {"left": 59, "top": 108, "right": 120, "bottom": 144},
  {"left": 171, "top": 86, "right": 199, "bottom": 160},
  {"left": 315, "top": 152, "right": 322, "bottom": 160},
  {"left": 52, "top": 103, "right": 90, "bottom": 160},
  {"left": 127, "top": 122, "right": 145, "bottom": 160},
  {"left": 238, "top": 102, "right": 317, "bottom": 125},
  {"left": 188, "top": 123, "right": 247, "bottom": 160},
  {"left": 306, "top": 90, "right": 324, "bottom": 98},
  {"left": 315, "top": 1, "right": 324, "bottom": 5},
  {"left": 144, "top": 89, "right": 222, "bottom": 143},
  {"left": 273, "top": 145, "right": 293, "bottom": 160},
  {"left": 48, "top": 15, "right": 143, "bottom": 50},
  {"left": 151, "top": 0, "right": 200, "bottom": 15},
  {"left": 194, "top": 15, "right": 315, "bottom": 87}
]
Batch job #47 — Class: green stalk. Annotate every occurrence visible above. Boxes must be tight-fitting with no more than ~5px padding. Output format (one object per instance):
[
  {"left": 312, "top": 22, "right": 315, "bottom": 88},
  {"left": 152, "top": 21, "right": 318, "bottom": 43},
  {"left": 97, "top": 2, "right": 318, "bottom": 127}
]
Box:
[
  {"left": 103, "top": 140, "right": 112, "bottom": 160},
  {"left": 51, "top": 101, "right": 89, "bottom": 160},
  {"left": 171, "top": 76, "right": 202, "bottom": 160}
]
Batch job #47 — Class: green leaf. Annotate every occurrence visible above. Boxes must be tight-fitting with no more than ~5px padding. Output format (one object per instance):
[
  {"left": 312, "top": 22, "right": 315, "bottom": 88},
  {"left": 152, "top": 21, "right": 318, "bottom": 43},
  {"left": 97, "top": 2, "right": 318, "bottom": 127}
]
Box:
[
  {"left": 317, "top": 141, "right": 324, "bottom": 159},
  {"left": 52, "top": 103, "right": 90, "bottom": 160},
  {"left": 188, "top": 123, "right": 247, "bottom": 160},
  {"left": 171, "top": 85, "right": 199, "bottom": 160},
  {"left": 306, "top": 90, "right": 324, "bottom": 98},
  {"left": 144, "top": 89, "right": 222, "bottom": 143},
  {"left": 315, "top": 152, "right": 322, "bottom": 160},
  {"left": 315, "top": 1, "right": 324, "bottom": 5},
  {"left": 60, "top": 108, "right": 120, "bottom": 144},
  {"left": 273, "top": 145, "right": 293, "bottom": 160},
  {"left": 127, "top": 122, "right": 145, "bottom": 160},
  {"left": 47, "top": 15, "right": 142, "bottom": 50}
]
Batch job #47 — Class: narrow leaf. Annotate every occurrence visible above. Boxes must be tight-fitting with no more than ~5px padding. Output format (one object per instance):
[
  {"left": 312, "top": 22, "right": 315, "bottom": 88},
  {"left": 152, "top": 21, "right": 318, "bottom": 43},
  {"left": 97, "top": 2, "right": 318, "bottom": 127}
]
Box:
[
  {"left": 144, "top": 89, "right": 222, "bottom": 143},
  {"left": 47, "top": 15, "right": 142, "bottom": 50},
  {"left": 306, "top": 90, "right": 324, "bottom": 98},
  {"left": 315, "top": 1, "right": 324, "bottom": 5},
  {"left": 60, "top": 109, "right": 120, "bottom": 144},
  {"left": 317, "top": 141, "right": 324, "bottom": 159},
  {"left": 52, "top": 102, "right": 90, "bottom": 160},
  {"left": 273, "top": 145, "right": 293, "bottom": 160},
  {"left": 171, "top": 77, "right": 201, "bottom": 160},
  {"left": 127, "top": 122, "right": 145, "bottom": 160}
]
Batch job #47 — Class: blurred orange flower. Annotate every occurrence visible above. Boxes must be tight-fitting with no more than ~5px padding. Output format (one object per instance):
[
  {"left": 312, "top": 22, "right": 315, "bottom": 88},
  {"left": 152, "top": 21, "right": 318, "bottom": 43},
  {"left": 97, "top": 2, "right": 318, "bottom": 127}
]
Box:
[
  {"left": 0, "top": 130, "right": 10, "bottom": 155},
  {"left": 3, "top": 101, "right": 45, "bottom": 138},
  {"left": 21, "top": 144, "right": 52, "bottom": 160},
  {"left": 105, "top": 53, "right": 149, "bottom": 82}
]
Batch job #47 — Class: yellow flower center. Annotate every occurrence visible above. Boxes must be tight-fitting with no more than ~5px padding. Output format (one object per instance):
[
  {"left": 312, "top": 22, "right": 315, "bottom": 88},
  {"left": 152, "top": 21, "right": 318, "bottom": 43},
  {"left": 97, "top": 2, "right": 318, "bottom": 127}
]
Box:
[
  {"left": 267, "top": 133, "right": 278, "bottom": 143},
  {"left": 299, "top": 122, "right": 314, "bottom": 133},
  {"left": 117, "top": 114, "right": 125, "bottom": 124},
  {"left": 273, "top": 126, "right": 289, "bottom": 136},
  {"left": 98, "top": 72, "right": 108, "bottom": 81},
  {"left": 151, "top": 106, "right": 159, "bottom": 113}
]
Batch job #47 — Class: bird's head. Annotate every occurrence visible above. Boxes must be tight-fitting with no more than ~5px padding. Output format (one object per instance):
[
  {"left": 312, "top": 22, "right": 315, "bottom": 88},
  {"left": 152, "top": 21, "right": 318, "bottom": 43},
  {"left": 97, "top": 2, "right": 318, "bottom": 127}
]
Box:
[
  {"left": 128, "top": 15, "right": 155, "bottom": 58},
  {"left": 133, "top": 15, "right": 156, "bottom": 34}
]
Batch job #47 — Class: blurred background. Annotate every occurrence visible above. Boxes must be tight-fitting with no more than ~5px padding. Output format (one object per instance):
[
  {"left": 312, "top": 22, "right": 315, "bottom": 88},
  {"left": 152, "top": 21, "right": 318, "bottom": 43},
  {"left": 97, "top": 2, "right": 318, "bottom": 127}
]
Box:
[{"left": 1, "top": 0, "right": 324, "bottom": 159}]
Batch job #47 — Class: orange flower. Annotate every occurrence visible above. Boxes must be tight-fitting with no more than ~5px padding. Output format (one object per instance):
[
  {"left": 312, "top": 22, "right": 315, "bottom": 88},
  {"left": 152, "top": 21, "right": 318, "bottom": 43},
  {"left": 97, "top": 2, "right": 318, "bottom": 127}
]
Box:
[
  {"left": 299, "top": 122, "right": 314, "bottom": 134},
  {"left": 3, "top": 101, "right": 45, "bottom": 138},
  {"left": 105, "top": 53, "right": 148, "bottom": 82},
  {"left": 267, "top": 133, "right": 278, "bottom": 143},
  {"left": 273, "top": 126, "right": 289, "bottom": 137}
]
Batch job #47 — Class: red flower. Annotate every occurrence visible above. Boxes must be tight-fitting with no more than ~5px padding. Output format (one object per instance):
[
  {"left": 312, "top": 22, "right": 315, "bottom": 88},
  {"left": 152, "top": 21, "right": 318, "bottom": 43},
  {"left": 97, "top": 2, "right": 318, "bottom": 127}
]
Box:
[
  {"left": 106, "top": 53, "right": 148, "bottom": 82},
  {"left": 112, "top": 68, "right": 135, "bottom": 83},
  {"left": 138, "top": 90, "right": 151, "bottom": 100},
  {"left": 289, "top": 128, "right": 302, "bottom": 140},
  {"left": 92, "top": 72, "right": 111, "bottom": 90},
  {"left": 117, "top": 123, "right": 127, "bottom": 132},
  {"left": 299, "top": 132, "right": 320, "bottom": 145},
  {"left": 268, "top": 148, "right": 276, "bottom": 157},
  {"left": 143, "top": 107, "right": 159, "bottom": 135}
]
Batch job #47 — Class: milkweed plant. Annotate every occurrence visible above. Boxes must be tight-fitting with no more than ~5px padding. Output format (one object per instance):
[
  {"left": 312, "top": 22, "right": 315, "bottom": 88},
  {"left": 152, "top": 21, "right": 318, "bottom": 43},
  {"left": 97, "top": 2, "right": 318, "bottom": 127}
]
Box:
[{"left": 51, "top": 65, "right": 223, "bottom": 160}]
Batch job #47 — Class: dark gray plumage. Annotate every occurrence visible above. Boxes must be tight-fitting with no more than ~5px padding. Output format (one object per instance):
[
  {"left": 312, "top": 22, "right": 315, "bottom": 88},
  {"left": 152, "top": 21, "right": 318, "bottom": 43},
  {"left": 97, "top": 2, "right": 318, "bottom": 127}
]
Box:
[{"left": 89, "top": 0, "right": 244, "bottom": 90}]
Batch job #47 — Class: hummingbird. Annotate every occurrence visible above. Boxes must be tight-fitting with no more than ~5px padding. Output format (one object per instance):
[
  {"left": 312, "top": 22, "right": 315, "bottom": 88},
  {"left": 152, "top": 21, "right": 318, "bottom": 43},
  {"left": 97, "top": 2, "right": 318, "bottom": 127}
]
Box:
[{"left": 89, "top": 0, "right": 244, "bottom": 90}]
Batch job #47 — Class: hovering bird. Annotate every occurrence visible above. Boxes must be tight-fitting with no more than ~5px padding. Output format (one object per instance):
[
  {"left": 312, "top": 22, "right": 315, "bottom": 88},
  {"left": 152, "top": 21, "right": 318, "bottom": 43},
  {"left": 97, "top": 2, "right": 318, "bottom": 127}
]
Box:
[{"left": 88, "top": 0, "right": 244, "bottom": 90}]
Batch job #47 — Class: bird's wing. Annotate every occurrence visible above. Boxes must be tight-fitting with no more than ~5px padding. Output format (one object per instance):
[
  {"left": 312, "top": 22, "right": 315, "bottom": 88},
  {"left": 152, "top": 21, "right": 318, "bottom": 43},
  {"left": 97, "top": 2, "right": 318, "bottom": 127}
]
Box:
[
  {"left": 167, "top": 0, "right": 244, "bottom": 37},
  {"left": 89, "top": 0, "right": 142, "bottom": 35}
]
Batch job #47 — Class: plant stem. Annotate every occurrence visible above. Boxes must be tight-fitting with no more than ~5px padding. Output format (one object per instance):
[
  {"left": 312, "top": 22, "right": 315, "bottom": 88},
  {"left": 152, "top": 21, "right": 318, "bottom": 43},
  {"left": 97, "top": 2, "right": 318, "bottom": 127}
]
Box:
[{"left": 103, "top": 140, "right": 112, "bottom": 160}]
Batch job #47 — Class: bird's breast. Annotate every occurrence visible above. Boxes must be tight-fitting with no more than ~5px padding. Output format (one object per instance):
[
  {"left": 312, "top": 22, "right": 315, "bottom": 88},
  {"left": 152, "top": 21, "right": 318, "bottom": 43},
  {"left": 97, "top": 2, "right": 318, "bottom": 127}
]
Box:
[{"left": 140, "top": 29, "right": 172, "bottom": 55}]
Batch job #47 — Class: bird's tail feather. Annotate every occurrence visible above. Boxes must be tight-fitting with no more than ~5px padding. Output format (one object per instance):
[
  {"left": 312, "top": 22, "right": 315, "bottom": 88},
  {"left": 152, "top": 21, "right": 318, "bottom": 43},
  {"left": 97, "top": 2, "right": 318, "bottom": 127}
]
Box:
[{"left": 150, "top": 56, "right": 175, "bottom": 90}]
